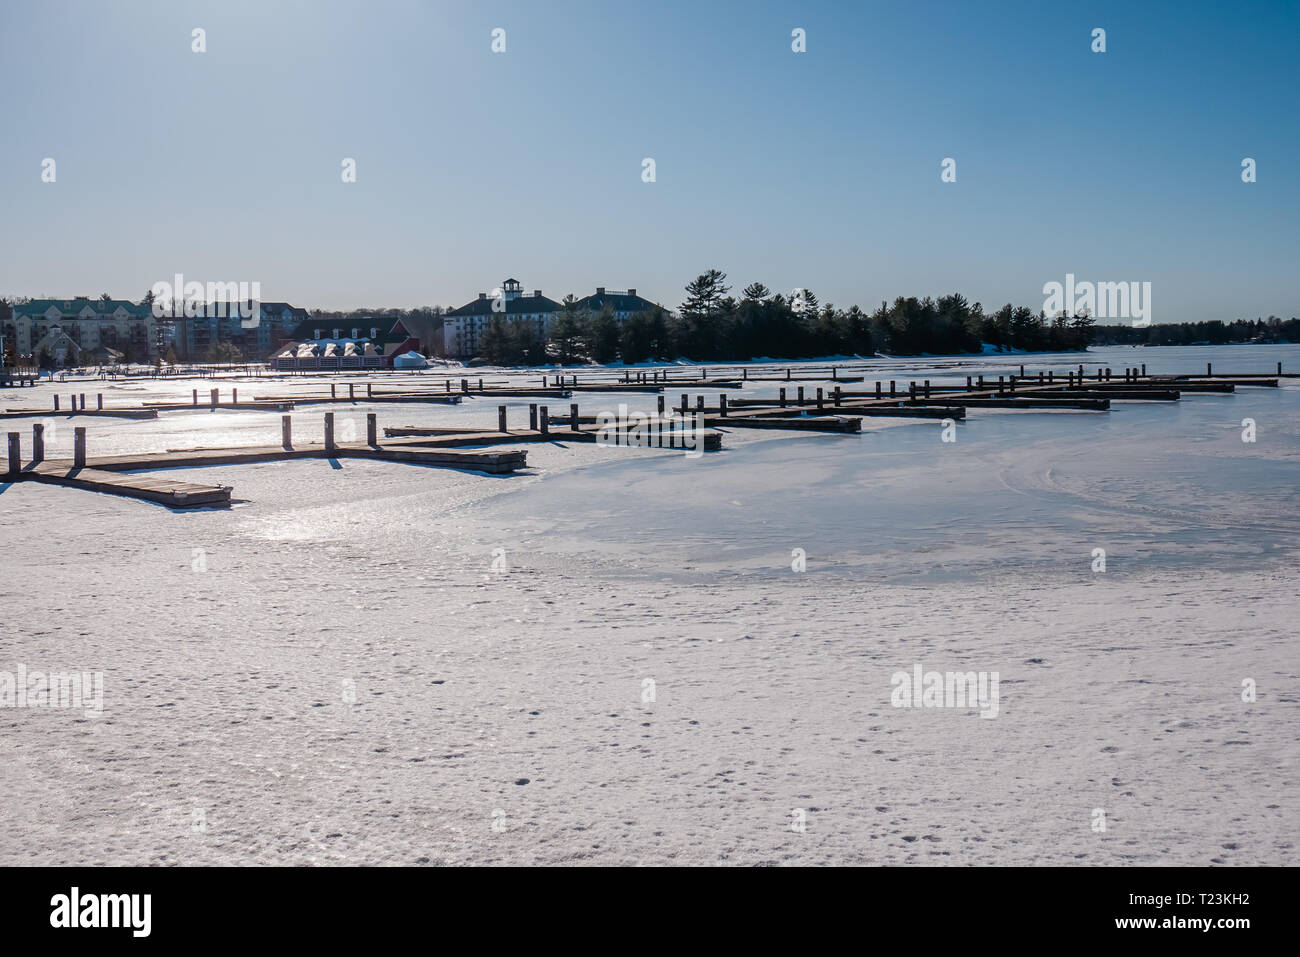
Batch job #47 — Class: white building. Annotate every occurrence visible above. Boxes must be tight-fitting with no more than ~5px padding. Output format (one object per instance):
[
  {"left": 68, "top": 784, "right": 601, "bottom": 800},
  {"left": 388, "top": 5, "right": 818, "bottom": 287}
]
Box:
[{"left": 442, "top": 279, "right": 560, "bottom": 358}]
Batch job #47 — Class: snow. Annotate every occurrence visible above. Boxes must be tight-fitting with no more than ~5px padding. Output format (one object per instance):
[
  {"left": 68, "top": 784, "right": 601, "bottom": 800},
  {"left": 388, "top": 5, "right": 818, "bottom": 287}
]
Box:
[{"left": 0, "top": 344, "right": 1296, "bottom": 865}]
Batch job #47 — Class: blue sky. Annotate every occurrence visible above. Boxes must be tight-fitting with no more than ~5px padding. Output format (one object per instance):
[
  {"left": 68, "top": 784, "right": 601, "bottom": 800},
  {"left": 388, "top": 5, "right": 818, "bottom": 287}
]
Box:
[{"left": 1, "top": 0, "right": 1295, "bottom": 321}]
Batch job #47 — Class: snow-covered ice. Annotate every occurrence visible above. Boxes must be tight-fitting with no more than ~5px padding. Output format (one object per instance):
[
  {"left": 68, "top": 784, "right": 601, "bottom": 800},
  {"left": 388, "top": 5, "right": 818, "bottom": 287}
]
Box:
[{"left": 0, "top": 345, "right": 1296, "bottom": 865}]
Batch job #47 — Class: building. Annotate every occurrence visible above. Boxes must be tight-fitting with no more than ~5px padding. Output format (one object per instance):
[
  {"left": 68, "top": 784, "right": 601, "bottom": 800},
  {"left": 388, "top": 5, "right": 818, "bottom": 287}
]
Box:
[
  {"left": 4, "top": 297, "right": 313, "bottom": 364},
  {"left": 442, "top": 279, "right": 560, "bottom": 358},
  {"left": 7, "top": 298, "right": 156, "bottom": 363},
  {"left": 270, "top": 318, "right": 421, "bottom": 370},
  {"left": 165, "top": 300, "right": 310, "bottom": 359},
  {"left": 573, "top": 287, "right": 660, "bottom": 321}
]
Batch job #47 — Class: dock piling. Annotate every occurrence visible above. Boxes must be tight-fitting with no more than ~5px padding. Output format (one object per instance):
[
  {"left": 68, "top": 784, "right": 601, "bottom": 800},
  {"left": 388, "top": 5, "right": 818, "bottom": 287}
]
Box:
[
  {"left": 797, "top": 386, "right": 805, "bottom": 405},
  {"left": 53, "top": 395, "right": 59, "bottom": 411},
  {"left": 539, "top": 406, "right": 549, "bottom": 436},
  {"left": 7, "top": 432, "right": 19, "bottom": 475},
  {"left": 569, "top": 403, "right": 578, "bottom": 431},
  {"left": 720, "top": 394, "right": 729, "bottom": 417},
  {"left": 498, "top": 405, "right": 508, "bottom": 432},
  {"left": 876, "top": 381, "right": 882, "bottom": 399},
  {"left": 97, "top": 393, "right": 103, "bottom": 410},
  {"left": 833, "top": 385, "right": 842, "bottom": 407},
  {"left": 816, "top": 388, "right": 824, "bottom": 410},
  {"left": 281, "top": 415, "right": 292, "bottom": 449},
  {"left": 192, "top": 389, "right": 197, "bottom": 407},
  {"left": 324, "top": 413, "right": 335, "bottom": 452},
  {"left": 924, "top": 380, "right": 931, "bottom": 399},
  {"left": 73, "top": 427, "right": 86, "bottom": 468},
  {"left": 529, "top": 403, "right": 538, "bottom": 431},
  {"left": 367, "top": 413, "right": 377, "bottom": 445},
  {"left": 779, "top": 388, "right": 787, "bottom": 408},
  {"left": 348, "top": 383, "right": 354, "bottom": 401},
  {"left": 32, "top": 424, "right": 44, "bottom": 463},
  {"left": 210, "top": 388, "right": 218, "bottom": 407}
]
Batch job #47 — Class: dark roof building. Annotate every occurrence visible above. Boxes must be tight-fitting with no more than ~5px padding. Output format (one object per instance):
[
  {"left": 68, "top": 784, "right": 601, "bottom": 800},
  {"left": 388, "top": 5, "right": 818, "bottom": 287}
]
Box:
[
  {"left": 573, "top": 287, "right": 661, "bottom": 319},
  {"left": 443, "top": 279, "right": 560, "bottom": 357}
]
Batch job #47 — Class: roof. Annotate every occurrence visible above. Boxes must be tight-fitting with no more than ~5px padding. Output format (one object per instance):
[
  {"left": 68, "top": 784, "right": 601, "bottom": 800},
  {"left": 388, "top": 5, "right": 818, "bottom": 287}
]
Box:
[
  {"left": 446, "top": 293, "right": 561, "bottom": 318},
  {"left": 285, "top": 317, "right": 412, "bottom": 345},
  {"left": 13, "top": 298, "right": 151, "bottom": 318},
  {"left": 573, "top": 291, "right": 660, "bottom": 314}
]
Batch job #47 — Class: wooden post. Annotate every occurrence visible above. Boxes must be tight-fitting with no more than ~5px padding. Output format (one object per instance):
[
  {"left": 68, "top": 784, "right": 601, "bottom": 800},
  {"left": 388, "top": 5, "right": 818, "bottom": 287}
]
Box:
[
  {"left": 977, "top": 375, "right": 984, "bottom": 390},
  {"left": 1141, "top": 364, "right": 1146, "bottom": 376},
  {"left": 680, "top": 394, "right": 688, "bottom": 416},
  {"left": 324, "top": 412, "right": 335, "bottom": 451},
  {"left": 210, "top": 388, "right": 218, "bottom": 407},
  {"left": 815, "top": 388, "right": 823, "bottom": 410},
  {"left": 73, "top": 427, "right": 86, "bottom": 468},
  {"left": 445, "top": 380, "right": 450, "bottom": 393},
  {"left": 53, "top": 395, "right": 59, "bottom": 411},
  {"left": 720, "top": 394, "right": 728, "bottom": 417},
  {"left": 461, "top": 378, "right": 469, "bottom": 394},
  {"left": 366, "top": 413, "right": 377, "bottom": 445},
  {"left": 7, "top": 432, "right": 19, "bottom": 475},
  {"left": 97, "top": 393, "right": 103, "bottom": 410},
  {"left": 478, "top": 377, "right": 483, "bottom": 391},
  {"left": 529, "top": 404, "right": 538, "bottom": 431},
  {"left": 348, "top": 383, "right": 354, "bottom": 400},
  {"left": 876, "top": 381, "right": 882, "bottom": 399},
  {"left": 967, "top": 376, "right": 972, "bottom": 389},
  {"left": 797, "top": 386, "right": 805, "bottom": 405},
  {"left": 909, "top": 381, "right": 916, "bottom": 400},
  {"left": 32, "top": 424, "right": 44, "bottom": 463},
  {"left": 1105, "top": 367, "right": 1111, "bottom": 381},
  {"left": 924, "top": 379, "right": 931, "bottom": 399},
  {"left": 281, "top": 415, "right": 292, "bottom": 449},
  {"left": 1048, "top": 371, "right": 1054, "bottom": 383},
  {"left": 1278, "top": 362, "right": 1283, "bottom": 375},
  {"left": 1019, "top": 364, "right": 1025, "bottom": 376},
  {"left": 331, "top": 383, "right": 336, "bottom": 398},
  {"left": 192, "top": 389, "right": 198, "bottom": 406},
  {"left": 890, "top": 380, "right": 896, "bottom": 397},
  {"left": 742, "top": 368, "right": 748, "bottom": 380},
  {"left": 232, "top": 387, "right": 238, "bottom": 404},
  {"left": 367, "top": 383, "right": 373, "bottom": 397},
  {"left": 657, "top": 395, "right": 665, "bottom": 415},
  {"left": 998, "top": 375, "right": 1004, "bottom": 394},
  {"left": 833, "top": 385, "right": 842, "bottom": 407},
  {"left": 498, "top": 405, "right": 508, "bottom": 432},
  {"left": 696, "top": 395, "right": 705, "bottom": 414},
  {"left": 539, "top": 406, "right": 549, "bottom": 436},
  {"left": 786, "top": 368, "right": 791, "bottom": 380},
  {"left": 80, "top": 393, "right": 85, "bottom": 410},
  {"left": 779, "top": 388, "right": 787, "bottom": 408},
  {"left": 569, "top": 403, "right": 578, "bottom": 431},
  {"left": 1207, "top": 363, "right": 1212, "bottom": 376}
]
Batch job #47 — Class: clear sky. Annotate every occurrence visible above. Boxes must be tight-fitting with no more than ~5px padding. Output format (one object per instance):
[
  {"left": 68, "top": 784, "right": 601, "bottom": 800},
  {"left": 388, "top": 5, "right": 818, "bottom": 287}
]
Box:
[{"left": 1, "top": 0, "right": 1295, "bottom": 321}]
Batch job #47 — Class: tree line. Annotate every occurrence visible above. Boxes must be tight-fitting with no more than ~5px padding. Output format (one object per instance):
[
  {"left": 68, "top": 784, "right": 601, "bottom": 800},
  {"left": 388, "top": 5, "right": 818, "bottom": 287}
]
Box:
[
  {"left": 1091, "top": 317, "right": 1299, "bottom": 347},
  {"left": 472, "top": 270, "right": 1095, "bottom": 365}
]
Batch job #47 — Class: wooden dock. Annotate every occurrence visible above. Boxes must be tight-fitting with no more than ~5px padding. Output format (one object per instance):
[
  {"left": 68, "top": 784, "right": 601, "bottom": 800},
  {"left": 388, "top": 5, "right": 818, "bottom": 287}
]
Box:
[{"left": 23, "top": 462, "right": 232, "bottom": 508}]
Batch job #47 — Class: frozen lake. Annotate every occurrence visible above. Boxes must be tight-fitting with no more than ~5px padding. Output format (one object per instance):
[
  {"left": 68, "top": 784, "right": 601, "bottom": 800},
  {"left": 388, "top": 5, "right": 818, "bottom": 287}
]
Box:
[{"left": 0, "top": 343, "right": 1296, "bottom": 865}]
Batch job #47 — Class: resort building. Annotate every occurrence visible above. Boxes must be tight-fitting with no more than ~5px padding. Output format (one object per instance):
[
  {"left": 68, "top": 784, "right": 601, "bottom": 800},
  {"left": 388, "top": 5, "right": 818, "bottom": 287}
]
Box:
[
  {"left": 270, "top": 318, "right": 422, "bottom": 369},
  {"left": 442, "top": 279, "right": 560, "bottom": 358},
  {"left": 6, "top": 298, "right": 156, "bottom": 363},
  {"left": 573, "top": 287, "right": 660, "bottom": 321}
]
